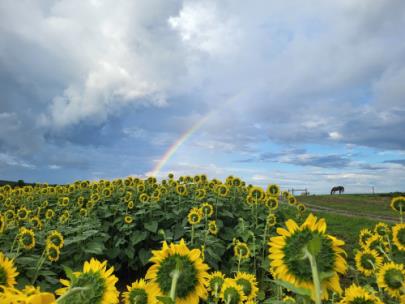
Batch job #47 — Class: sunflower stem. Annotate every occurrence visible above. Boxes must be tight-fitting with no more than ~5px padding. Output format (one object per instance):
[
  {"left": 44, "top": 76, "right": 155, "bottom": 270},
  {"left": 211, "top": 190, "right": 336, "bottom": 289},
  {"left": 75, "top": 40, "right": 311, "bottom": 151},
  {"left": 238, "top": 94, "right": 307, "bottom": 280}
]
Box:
[
  {"left": 31, "top": 247, "right": 47, "bottom": 284},
  {"left": 169, "top": 260, "right": 181, "bottom": 302},
  {"left": 305, "top": 248, "right": 322, "bottom": 304},
  {"left": 377, "top": 245, "right": 392, "bottom": 262},
  {"left": 237, "top": 251, "right": 242, "bottom": 273},
  {"left": 56, "top": 286, "right": 90, "bottom": 303},
  {"left": 191, "top": 224, "right": 194, "bottom": 244}
]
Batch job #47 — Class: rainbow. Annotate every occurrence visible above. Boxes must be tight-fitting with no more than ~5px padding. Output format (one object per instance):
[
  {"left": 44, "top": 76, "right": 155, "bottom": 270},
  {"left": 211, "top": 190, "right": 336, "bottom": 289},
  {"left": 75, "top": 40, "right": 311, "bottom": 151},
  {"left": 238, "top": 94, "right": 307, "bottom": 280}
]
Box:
[{"left": 149, "top": 114, "right": 211, "bottom": 177}]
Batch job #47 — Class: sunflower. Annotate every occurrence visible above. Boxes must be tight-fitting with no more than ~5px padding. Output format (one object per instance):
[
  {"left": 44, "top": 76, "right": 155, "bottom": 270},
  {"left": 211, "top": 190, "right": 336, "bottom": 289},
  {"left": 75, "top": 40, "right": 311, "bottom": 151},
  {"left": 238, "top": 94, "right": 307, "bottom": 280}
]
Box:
[
  {"left": 46, "top": 244, "right": 60, "bottom": 262},
  {"left": 0, "top": 286, "right": 55, "bottom": 304},
  {"left": 0, "top": 251, "right": 19, "bottom": 287},
  {"left": 188, "top": 208, "right": 202, "bottom": 225},
  {"left": 40, "top": 200, "right": 49, "bottom": 209},
  {"left": 267, "top": 184, "right": 280, "bottom": 197},
  {"left": 283, "top": 296, "right": 296, "bottom": 303},
  {"left": 377, "top": 262, "right": 405, "bottom": 298},
  {"left": 145, "top": 239, "right": 209, "bottom": 304},
  {"left": 123, "top": 279, "right": 158, "bottom": 304},
  {"left": 297, "top": 203, "right": 306, "bottom": 213},
  {"left": 30, "top": 216, "right": 43, "bottom": 230},
  {"left": 4, "top": 210, "right": 15, "bottom": 222},
  {"left": 47, "top": 230, "right": 64, "bottom": 249},
  {"left": 17, "top": 207, "right": 29, "bottom": 221},
  {"left": 355, "top": 249, "right": 383, "bottom": 277},
  {"left": 234, "top": 272, "right": 258, "bottom": 301},
  {"left": 392, "top": 223, "right": 405, "bottom": 251},
  {"left": 102, "top": 187, "right": 112, "bottom": 198},
  {"left": 365, "top": 234, "right": 386, "bottom": 252},
  {"left": 175, "top": 184, "right": 188, "bottom": 196},
  {"left": 45, "top": 209, "right": 55, "bottom": 220},
  {"left": 59, "top": 211, "right": 69, "bottom": 224},
  {"left": 268, "top": 214, "right": 347, "bottom": 300},
  {"left": 195, "top": 188, "right": 207, "bottom": 200},
  {"left": 60, "top": 197, "right": 69, "bottom": 207},
  {"left": 287, "top": 196, "right": 297, "bottom": 205},
  {"left": 374, "top": 222, "right": 390, "bottom": 237},
  {"left": 124, "top": 215, "right": 134, "bottom": 224},
  {"left": 139, "top": 193, "right": 149, "bottom": 203},
  {"left": 19, "top": 228, "right": 35, "bottom": 250},
  {"left": 207, "top": 271, "right": 225, "bottom": 296},
  {"left": 359, "top": 229, "right": 373, "bottom": 247},
  {"left": 232, "top": 177, "right": 242, "bottom": 187},
  {"left": 265, "top": 197, "right": 278, "bottom": 210},
  {"left": 208, "top": 220, "right": 218, "bottom": 235},
  {"left": 339, "top": 284, "right": 383, "bottom": 304},
  {"left": 200, "top": 203, "right": 214, "bottom": 217},
  {"left": 127, "top": 200, "right": 134, "bottom": 209},
  {"left": 266, "top": 213, "right": 277, "bottom": 227},
  {"left": 0, "top": 214, "right": 5, "bottom": 233},
  {"left": 56, "top": 258, "right": 119, "bottom": 304},
  {"left": 249, "top": 187, "right": 265, "bottom": 202},
  {"left": 77, "top": 197, "right": 85, "bottom": 208},
  {"left": 219, "top": 278, "right": 247, "bottom": 304},
  {"left": 391, "top": 196, "right": 405, "bottom": 212},
  {"left": 80, "top": 208, "right": 88, "bottom": 217},
  {"left": 216, "top": 184, "right": 230, "bottom": 197},
  {"left": 234, "top": 241, "right": 250, "bottom": 260}
]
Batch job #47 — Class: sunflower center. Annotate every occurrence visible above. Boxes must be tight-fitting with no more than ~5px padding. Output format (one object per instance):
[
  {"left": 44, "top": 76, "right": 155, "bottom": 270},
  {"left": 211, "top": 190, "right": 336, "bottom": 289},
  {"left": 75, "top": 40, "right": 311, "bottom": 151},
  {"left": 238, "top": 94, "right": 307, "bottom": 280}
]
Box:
[
  {"left": 384, "top": 269, "right": 404, "bottom": 289},
  {"left": 0, "top": 266, "right": 7, "bottom": 286},
  {"left": 283, "top": 229, "right": 336, "bottom": 282},
  {"left": 397, "top": 228, "right": 405, "bottom": 245},
  {"left": 360, "top": 254, "right": 375, "bottom": 270},
  {"left": 128, "top": 288, "right": 148, "bottom": 304},
  {"left": 48, "top": 247, "right": 58, "bottom": 259},
  {"left": 223, "top": 287, "right": 241, "bottom": 304},
  {"left": 50, "top": 236, "right": 61, "bottom": 247},
  {"left": 157, "top": 255, "right": 197, "bottom": 299},
  {"left": 22, "top": 233, "right": 34, "bottom": 246},
  {"left": 236, "top": 278, "right": 252, "bottom": 297}
]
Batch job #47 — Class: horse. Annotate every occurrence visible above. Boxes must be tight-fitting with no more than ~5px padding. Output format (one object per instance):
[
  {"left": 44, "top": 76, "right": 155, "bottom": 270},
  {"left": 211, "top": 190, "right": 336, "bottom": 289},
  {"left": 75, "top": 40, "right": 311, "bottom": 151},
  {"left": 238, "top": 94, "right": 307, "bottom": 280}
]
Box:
[{"left": 330, "top": 186, "right": 344, "bottom": 195}]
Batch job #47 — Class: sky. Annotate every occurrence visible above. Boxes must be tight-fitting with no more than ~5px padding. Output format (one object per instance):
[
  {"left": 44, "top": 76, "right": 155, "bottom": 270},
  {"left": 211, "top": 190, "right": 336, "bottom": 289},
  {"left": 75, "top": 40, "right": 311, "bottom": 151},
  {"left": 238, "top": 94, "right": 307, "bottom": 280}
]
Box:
[{"left": 1, "top": 0, "right": 405, "bottom": 194}]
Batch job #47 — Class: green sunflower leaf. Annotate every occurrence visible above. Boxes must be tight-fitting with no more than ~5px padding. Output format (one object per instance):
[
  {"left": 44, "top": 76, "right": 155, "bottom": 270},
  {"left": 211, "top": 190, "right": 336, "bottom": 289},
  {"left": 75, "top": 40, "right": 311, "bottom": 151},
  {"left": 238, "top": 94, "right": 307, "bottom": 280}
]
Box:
[
  {"left": 273, "top": 279, "right": 311, "bottom": 297},
  {"left": 144, "top": 221, "right": 158, "bottom": 233},
  {"left": 156, "top": 296, "right": 175, "bottom": 304}
]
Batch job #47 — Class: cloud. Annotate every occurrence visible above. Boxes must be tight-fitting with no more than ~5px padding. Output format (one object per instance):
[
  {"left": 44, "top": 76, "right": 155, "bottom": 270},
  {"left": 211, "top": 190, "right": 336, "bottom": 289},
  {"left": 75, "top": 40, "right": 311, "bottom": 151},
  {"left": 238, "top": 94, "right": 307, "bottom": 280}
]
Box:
[
  {"left": 236, "top": 149, "right": 351, "bottom": 168},
  {"left": 168, "top": 1, "right": 240, "bottom": 55},
  {"left": 1, "top": 0, "right": 405, "bottom": 190},
  {"left": 383, "top": 159, "right": 405, "bottom": 166}
]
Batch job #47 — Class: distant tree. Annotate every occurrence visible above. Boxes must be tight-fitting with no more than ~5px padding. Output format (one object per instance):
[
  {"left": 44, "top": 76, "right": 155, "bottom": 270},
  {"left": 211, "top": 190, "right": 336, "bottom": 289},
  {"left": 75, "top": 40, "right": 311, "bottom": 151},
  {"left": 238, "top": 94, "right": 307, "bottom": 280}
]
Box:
[{"left": 17, "top": 179, "right": 25, "bottom": 187}]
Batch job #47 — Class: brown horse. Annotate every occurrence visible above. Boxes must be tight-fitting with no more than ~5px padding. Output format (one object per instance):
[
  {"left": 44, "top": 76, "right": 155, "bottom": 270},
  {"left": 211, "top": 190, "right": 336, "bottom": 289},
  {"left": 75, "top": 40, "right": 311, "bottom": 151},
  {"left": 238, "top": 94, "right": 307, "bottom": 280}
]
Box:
[{"left": 330, "top": 186, "right": 344, "bottom": 194}]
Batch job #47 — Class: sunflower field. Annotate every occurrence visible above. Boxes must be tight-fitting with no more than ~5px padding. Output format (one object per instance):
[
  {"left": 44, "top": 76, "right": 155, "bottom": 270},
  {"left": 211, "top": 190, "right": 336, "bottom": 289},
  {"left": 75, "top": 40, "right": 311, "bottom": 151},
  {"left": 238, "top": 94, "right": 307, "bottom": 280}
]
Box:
[{"left": 0, "top": 174, "right": 404, "bottom": 304}]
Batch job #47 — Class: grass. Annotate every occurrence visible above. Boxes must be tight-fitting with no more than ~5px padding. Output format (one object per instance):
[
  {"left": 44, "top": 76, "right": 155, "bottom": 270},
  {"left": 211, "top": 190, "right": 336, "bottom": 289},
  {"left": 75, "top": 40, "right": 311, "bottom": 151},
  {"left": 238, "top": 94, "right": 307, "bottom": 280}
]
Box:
[{"left": 298, "top": 194, "right": 398, "bottom": 219}]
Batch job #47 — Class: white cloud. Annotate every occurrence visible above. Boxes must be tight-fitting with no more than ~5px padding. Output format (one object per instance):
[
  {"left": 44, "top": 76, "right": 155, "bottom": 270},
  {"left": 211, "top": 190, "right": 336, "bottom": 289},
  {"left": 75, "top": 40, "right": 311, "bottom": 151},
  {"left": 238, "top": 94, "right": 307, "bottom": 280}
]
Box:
[
  {"left": 168, "top": 1, "right": 239, "bottom": 55},
  {"left": 0, "top": 153, "right": 36, "bottom": 169},
  {"left": 329, "top": 131, "right": 343, "bottom": 140}
]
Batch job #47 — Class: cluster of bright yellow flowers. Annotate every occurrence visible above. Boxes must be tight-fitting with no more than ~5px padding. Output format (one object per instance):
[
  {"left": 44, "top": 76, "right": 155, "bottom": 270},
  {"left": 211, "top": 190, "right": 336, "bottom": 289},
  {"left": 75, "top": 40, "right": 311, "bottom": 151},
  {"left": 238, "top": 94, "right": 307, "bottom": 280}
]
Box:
[
  {"left": 1, "top": 176, "right": 404, "bottom": 304},
  {"left": 206, "top": 271, "right": 259, "bottom": 304},
  {"left": 354, "top": 219, "right": 405, "bottom": 303}
]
